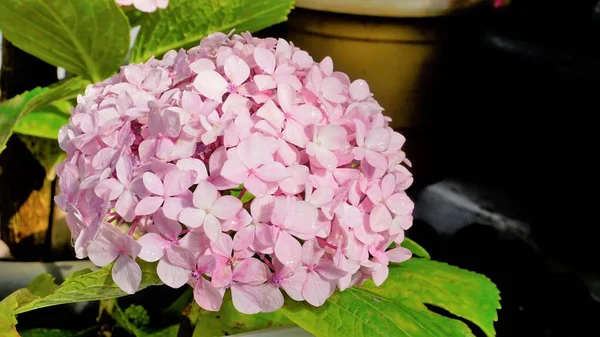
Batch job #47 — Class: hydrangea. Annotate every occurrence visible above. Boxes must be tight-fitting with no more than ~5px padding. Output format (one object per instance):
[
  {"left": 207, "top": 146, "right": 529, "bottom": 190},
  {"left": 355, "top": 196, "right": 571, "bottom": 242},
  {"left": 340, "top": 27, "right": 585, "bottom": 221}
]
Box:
[
  {"left": 116, "top": 0, "right": 168, "bottom": 13},
  {"left": 55, "top": 31, "right": 415, "bottom": 314}
]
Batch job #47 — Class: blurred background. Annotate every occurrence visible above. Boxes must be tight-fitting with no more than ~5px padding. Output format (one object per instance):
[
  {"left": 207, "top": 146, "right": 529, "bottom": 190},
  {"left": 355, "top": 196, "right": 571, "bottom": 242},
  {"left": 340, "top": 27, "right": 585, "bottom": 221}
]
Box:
[
  {"left": 263, "top": 0, "right": 600, "bottom": 335},
  {"left": 2, "top": 0, "right": 600, "bottom": 335}
]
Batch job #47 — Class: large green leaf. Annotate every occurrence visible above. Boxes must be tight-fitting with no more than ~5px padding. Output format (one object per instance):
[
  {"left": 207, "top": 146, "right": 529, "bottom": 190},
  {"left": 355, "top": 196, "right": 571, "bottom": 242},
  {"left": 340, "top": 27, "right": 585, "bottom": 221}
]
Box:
[
  {"left": 21, "top": 77, "right": 89, "bottom": 116},
  {"left": 0, "top": 0, "right": 130, "bottom": 82},
  {"left": 130, "top": 0, "right": 295, "bottom": 63},
  {"left": 281, "top": 258, "right": 500, "bottom": 337},
  {"left": 13, "top": 101, "right": 72, "bottom": 139},
  {"left": 0, "top": 260, "right": 162, "bottom": 336},
  {"left": 193, "top": 292, "right": 294, "bottom": 337},
  {"left": 0, "top": 87, "right": 48, "bottom": 154}
]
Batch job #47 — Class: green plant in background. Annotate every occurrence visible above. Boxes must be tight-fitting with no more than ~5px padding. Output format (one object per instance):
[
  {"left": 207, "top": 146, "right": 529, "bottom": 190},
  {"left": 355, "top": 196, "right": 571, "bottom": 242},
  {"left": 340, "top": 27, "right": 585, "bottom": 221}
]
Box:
[{"left": 0, "top": 1, "right": 501, "bottom": 336}]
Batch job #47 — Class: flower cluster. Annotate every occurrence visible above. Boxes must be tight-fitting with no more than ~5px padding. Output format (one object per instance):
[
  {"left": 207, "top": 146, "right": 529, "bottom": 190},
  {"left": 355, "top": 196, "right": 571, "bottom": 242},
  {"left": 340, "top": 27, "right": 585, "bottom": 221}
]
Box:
[
  {"left": 116, "top": 0, "right": 168, "bottom": 13},
  {"left": 55, "top": 31, "right": 414, "bottom": 313}
]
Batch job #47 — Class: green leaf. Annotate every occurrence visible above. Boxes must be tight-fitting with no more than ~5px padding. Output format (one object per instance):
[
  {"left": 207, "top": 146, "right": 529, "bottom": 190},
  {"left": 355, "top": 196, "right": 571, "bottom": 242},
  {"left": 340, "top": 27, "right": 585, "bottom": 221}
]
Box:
[
  {"left": 0, "top": 260, "right": 161, "bottom": 328},
  {"left": 131, "top": 0, "right": 295, "bottom": 63},
  {"left": 20, "top": 327, "right": 97, "bottom": 337},
  {"left": 0, "top": 0, "right": 130, "bottom": 81},
  {"left": 21, "top": 77, "right": 89, "bottom": 116},
  {"left": 0, "top": 87, "right": 48, "bottom": 154},
  {"left": 0, "top": 289, "right": 19, "bottom": 337},
  {"left": 401, "top": 237, "right": 431, "bottom": 259},
  {"left": 281, "top": 258, "right": 500, "bottom": 337},
  {"left": 229, "top": 185, "right": 255, "bottom": 204},
  {"left": 13, "top": 101, "right": 72, "bottom": 139},
  {"left": 193, "top": 292, "right": 294, "bottom": 337}
]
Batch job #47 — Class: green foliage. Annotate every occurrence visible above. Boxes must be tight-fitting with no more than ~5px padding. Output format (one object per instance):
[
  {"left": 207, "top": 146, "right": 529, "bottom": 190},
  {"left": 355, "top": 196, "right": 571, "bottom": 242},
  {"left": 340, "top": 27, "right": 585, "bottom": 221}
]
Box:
[
  {"left": 125, "top": 304, "right": 151, "bottom": 328},
  {"left": 0, "top": 87, "right": 48, "bottom": 153},
  {"left": 13, "top": 101, "right": 72, "bottom": 139},
  {"left": 130, "top": 0, "right": 295, "bottom": 63},
  {"left": 20, "top": 327, "right": 97, "bottom": 337},
  {"left": 0, "top": 261, "right": 162, "bottom": 334},
  {"left": 21, "top": 77, "right": 89, "bottom": 116},
  {"left": 0, "top": 0, "right": 130, "bottom": 82},
  {"left": 280, "top": 258, "right": 500, "bottom": 337}
]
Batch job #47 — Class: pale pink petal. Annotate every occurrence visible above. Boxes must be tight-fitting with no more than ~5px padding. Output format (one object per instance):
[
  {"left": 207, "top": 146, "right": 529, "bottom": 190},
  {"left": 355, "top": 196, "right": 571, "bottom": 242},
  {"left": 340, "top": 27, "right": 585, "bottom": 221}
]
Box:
[
  {"left": 193, "top": 71, "right": 228, "bottom": 102},
  {"left": 365, "top": 150, "right": 388, "bottom": 170},
  {"left": 252, "top": 223, "right": 275, "bottom": 254},
  {"left": 320, "top": 56, "right": 334, "bottom": 76},
  {"left": 224, "top": 55, "right": 250, "bottom": 86},
  {"left": 291, "top": 104, "right": 322, "bottom": 126},
  {"left": 261, "top": 284, "right": 285, "bottom": 312},
  {"left": 143, "top": 172, "right": 165, "bottom": 196},
  {"left": 385, "top": 192, "right": 414, "bottom": 215},
  {"left": 233, "top": 226, "right": 255, "bottom": 251},
  {"left": 194, "top": 278, "right": 223, "bottom": 311},
  {"left": 275, "top": 231, "right": 301, "bottom": 270},
  {"left": 301, "top": 272, "right": 332, "bottom": 307},
  {"left": 94, "top": 178, "right": 124, "bottom": 200},
  {"left": 277, "top": 83, "right": 295, "bottom": 113},
  {"left": 178, "top": 207, "right": 207, "bottom": 228},
  {"left": 137, "top": 233, "right": 168, "bottom": 262},
  {"left": 116, "top": 156, "right": 132, "bottom": 185},
  {"left": 349, "top": 79, "right": 370, "bottom": 101},
  {"left": 283, "top": 201, "right": 319, "bottom": 238},
  {"left": 372, "top": 264, "right": 389, "bottom": 286},
  {"left": 244, "top": 174, "right": 268, "bottom": 198},
  {"left": 279, "top": 164, "right": 309, "bottom": 195},
  {"left": 292, "top": 50, "right": 313, "bottom": 69},
  {"left": 254, "top": 47, "right": 276, "bottom": 74},
  {"left": 253, "top": 162, "right": 290, "bottom": 182},
  {"left": 315, "top": 261, "right": 347, "bottom": 280},
  {"left": 112, "top": 255, "right": 141, "bottom": 294},
  {"left": 87, "top": 239, "right": 119, "bottom": 267},
  {"left": 237, "top": 133, "right": 274, "bottom": 170},
  {"left": 381, "top": 174, "right": 396, "bottom": 199},
  {"left": 310, "top": 187, "right": 334, "bottom": 208},
  {"left": 189, "top": 59, "right": 216, "bottom": 73},
  {"left": 164, "top": 169, "right": 196, "bottom": 196},
  {"left": 256, "top": 100, "right": 284, "bottom": 130},
  {"left": 283, "top": 120, "right": 309, "bottom": 148},
  {"left": 307, "top": 144, "right": 338, "bottom": 171},
  {"left": 203, "top": 214, "right": 222, "bottom": 241},
  {"left": 162, "top": 108, "right": 181, "bottom": 138},
  {"left": 157, "top": 258, "right": 190, "bottom": 288},
  {"left": 318, "top": 124, "right": 347, "bottom": 151},
  {"left": 193, "top": 180, "right": 219, "bottom": 209},
  {"left": 211, "top": 196, "right": 242, "bottom": 220},
  {"left": 92, "top": 148, "right": 117, "bottom": 170},
  {"left": 211, "top": 264, "right": 233, "bottom": 288},
  {"left": 165, "top": 245, "right": 196, "bottom": 269},
  {"left": 369, "top": 204, "right": 392, "bottom": 232},
  {"left": 163, "top": 196, "right": 190, "bottom": 220},
  {"left": 386, "top": 247, "right": 412, "bottom": 263},
  {"left": 301, "top": 240, "right": 325, "bottom": 266},
  {"left": 220, "top": 152, "right": 249, "bottom": 184},
  {"left": 135, "top": 196, "right": 164, "bottom": 215},
  {"left": 254, "top": 75, "right": 277, "bottom": 91},
  {"left": 281, "top": 266, "right": 307, "bottom": 301},
  {"left": 211, "top": 232, "right": 233, "bottom": 258},
  {"left": 366, "top": 183, "right": 383, "bottom": 205},
  {"left": 231, "top": 284, "right": 263, "bottom": 314},
  {"left": 233, "top": 258, "right": 267, "bottom": 285},
  {"left": 115, "top": 191, "right": 137, "bottom": 222},
  {"left": 365, "top": 128, "right": 391, "bottom": 152}
]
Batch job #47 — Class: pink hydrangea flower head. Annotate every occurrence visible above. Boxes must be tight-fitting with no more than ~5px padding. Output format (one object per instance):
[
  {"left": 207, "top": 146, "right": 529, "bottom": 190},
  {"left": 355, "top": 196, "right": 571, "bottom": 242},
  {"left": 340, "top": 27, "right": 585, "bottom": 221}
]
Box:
[{"left": 55, "top": 31, "right": 414, "bottom": 311}]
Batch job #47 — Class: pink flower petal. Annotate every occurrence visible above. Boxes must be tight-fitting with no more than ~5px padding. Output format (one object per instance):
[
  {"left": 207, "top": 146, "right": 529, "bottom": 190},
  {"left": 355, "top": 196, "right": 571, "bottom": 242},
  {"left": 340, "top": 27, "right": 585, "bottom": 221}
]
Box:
[
  {"left": 349, "top": 79, "right": 370, "bottom": 101},
  {"left": 135, "top": 196, "right": 164, "bottom": 216},
  {"left": 87, "top": 239, "right": 119, "bottom": 267},
  {"left": 233, "top": 258, "right": 267, "bottom": 285},
  {"left": 178, "top": 207, "right": 207, "bottom": 228},
  {"left": 318, "top": 124, "right": 347, "bottom": 151},
  {"left": 116, "top": 156, "right": 132, "bottom": 185},
  {"left": 157, "top": 258, "right": 190, "bottom": 288},
  {"left": 315, "top": 260, "right": 347, "bottom": 280},
  {"left": 233, "top": 226, "right": 255, "bottom": 251},
  {"left": 386, "top": 247, "right": 412, "bottom": 263},
  {"left": 254, "top": 75, "right": 277, "bottom": 91},
  {"left": 143, "top": 172, "right": 165, "bottom": 196},
  {"left": 163, "top": 169, "right": 195, "bottom": 196},
  {"left": 163, "top": 195, "right": 190, "bottom": 220},
  {"left": 211, "top": 232, "right": 233, "bottom": 258},
  {"left": 301, "top": 272, "right": 332, "bottom": 307},
  {"left": 369, "top": 204, "right": 392, "bottom": 232},
  {"left": 203, "top": 214, "right": 223, "bottom": 241},
  {"left": 253, "top": 162, "right": 290, "bottom": 182},
  {"left": 231, "top": 283, "right": 263, "bottom": 314},
  {"left": 280, "top": 266, "right": 307, "bottom": 301},
  {"left": 254, "top": 47, "right": 276, "bottom": 74},
  {"left": 115, "top": 190, "right": 137, "bottom": 222},
  {"left": 224, "top": 55, "right": 250, "bottom": 86},
  {"left": 112, "top": 255, "right": 141, "bottom": 294},
  {"left": 279, "top": 164, "right": 309, "bottom": 195},
  {"left": 275, "top": 231, "right": 301, "bottom": 270},
  {"left": 189, "top": 59, "right": 216, "bottom": 73},
  {"left": 256, "top": 99, "right": 284, "bottom": 130},
  {"left": 211, "top": 196, "right": 242, "bottom": 220},
  {"left": 137, "top": 233, "right": 168, "bottom": 262},
  {"left": 94, "top": 178, "right": 124, "bottom": 201},
  {"left": 194, "top": 278, "right": 224, "bottom": 311},
  {"left": 236, "top": 133, "right": 275, "bottom": 170},
  {"left": 244, "top": 174, "right": 268, "bottom": 198},
  {"left": 386, "top": 192, "right": 414, "bottom": 215},
  {"left": 292, "top": 50, "right": 313, "bottom": 69},
  {"left": 220, "top": 151, "right": 250, "bottom": 184},
  {"left": 277, "top": 83, "right": 295, "bottom": 113},
  {"left": 193, "top": 70, "right": 228, "bottom": 102},
  {"left": 193, "top": 180, "right": 219, "bottom": 209},
  {"left": 261, "top": 284, "right": 285, "bottom": 312}
]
